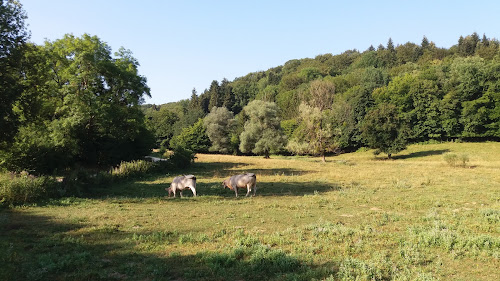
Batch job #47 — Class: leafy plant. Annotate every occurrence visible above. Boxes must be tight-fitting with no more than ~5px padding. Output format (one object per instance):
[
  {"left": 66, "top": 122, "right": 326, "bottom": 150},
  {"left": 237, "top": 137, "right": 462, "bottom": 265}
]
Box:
[
  {"left": 0, "top": 172, "right": 57, "bottom": 206},
  {"left": 443, "top": 153, "right": 470, "bottom": 167}
]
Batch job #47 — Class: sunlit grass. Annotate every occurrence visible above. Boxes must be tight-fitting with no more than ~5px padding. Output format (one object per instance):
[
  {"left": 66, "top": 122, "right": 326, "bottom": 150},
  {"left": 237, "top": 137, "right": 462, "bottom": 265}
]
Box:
[{"left": 1, "top": 142, "right": 499, "bottom": 280}]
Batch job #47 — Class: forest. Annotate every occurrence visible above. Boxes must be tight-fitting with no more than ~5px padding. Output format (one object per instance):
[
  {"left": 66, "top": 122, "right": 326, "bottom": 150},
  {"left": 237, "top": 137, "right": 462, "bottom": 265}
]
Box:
[
  {"left": 2, "top": 0, "right": 500, "bottom": 175},
  {"left": 143, "top": 33, "right": 500, "bottom": 160}
]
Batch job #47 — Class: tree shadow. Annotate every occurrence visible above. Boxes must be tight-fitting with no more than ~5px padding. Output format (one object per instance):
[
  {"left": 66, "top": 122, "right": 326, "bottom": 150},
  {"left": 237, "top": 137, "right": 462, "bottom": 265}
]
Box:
[
  {"left": 86, "top": 178, "right": 340, "bottom": 200},
  {"left": 391, "top": 149, "right": 450, "bottom": 160},
  {"left": 0, "top": 210, "right": 333, "bottom": 280},
  {"left": 190, "top": 162, "right": 311, "bottom": 178},
  {"left": 231, "top": 168, "right": 311, "bottom": 176},
  {"left": 190, "top": 161, "right": 249, "bottom": 177},
  {"left": 199, "top": 180, "right": 339, "bottom": 198}
]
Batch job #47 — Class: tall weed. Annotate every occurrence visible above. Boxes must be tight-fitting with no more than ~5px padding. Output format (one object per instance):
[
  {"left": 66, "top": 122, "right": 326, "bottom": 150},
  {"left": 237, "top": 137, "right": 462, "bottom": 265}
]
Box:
[{"left": 0, "top": 172, "right": 58, "bottom": 206}]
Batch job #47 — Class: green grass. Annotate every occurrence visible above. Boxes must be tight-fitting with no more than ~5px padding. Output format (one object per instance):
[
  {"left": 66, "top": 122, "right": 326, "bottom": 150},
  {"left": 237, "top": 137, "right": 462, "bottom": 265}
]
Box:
[{"left": 1, "top": 142, "right": 499, "bottom": 280}]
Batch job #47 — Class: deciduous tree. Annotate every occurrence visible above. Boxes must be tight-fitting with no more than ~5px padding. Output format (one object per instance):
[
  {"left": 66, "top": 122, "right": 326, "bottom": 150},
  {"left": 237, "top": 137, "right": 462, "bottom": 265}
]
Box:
[
  {"left": 204, "top": 107, "right": 236, "bottom": 154},
  {"left": 0, "top": 0, "right": 29, "bottom": 145},
  {"left": 287, "top": 103, "right": 338, "bottom": 162},
  {"left": 2, "top": 34, "right": 154, "bottom": 173},
  {"left": 361, "top": 103, "right": 408, "bottom": 159},
  {"left": 239, "top": 100, "right": 286, "bottom": 158}
]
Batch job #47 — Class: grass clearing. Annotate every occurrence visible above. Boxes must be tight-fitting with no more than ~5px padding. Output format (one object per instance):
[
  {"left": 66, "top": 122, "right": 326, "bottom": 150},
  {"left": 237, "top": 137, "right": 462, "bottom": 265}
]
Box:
[{"left": 1, "top": 142, "right": 499, "bottom": 280}]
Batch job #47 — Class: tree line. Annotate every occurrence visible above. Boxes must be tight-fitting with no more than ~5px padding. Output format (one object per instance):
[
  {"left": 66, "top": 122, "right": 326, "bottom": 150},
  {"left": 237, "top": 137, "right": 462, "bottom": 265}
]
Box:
[
  {"left": 2, "top": 0, "right": 500, "bottom": 176},
  {"left": 143, "top": 33, "right": 500, "bottom": 159}
]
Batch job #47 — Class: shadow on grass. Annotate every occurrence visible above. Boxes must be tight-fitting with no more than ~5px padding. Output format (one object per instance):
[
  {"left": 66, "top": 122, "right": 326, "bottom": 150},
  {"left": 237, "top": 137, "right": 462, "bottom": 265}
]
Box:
[
  {"left": 0, "top": 211, "right": 332, "bottom": 281},
  {"left": 392, "top": 149, "right": 450, "bottom": 160},
  {"left": 232, "top": 168, "right": 311, "bottom": 176},
  {"left": 190, "top": 162, "right": 311, "bottom": 178},
  {"left": 88, "top": 179, "right": 340, "bottom": 200},
  {"left": 189, "top": 161, "right": 249, "bottom": 178}
]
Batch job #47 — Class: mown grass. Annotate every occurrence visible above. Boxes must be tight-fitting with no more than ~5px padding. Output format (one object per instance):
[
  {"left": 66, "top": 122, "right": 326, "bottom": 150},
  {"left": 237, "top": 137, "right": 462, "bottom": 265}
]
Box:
[{"left": 1, "top": 142, "right": 499, "bottom": 280}]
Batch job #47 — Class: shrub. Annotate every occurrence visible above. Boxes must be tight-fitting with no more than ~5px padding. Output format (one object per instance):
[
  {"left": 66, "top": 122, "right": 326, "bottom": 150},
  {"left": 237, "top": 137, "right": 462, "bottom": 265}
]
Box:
[
  {"left": 0, "top": 172, "right": 58, "bottom": 206},
  {"left": 61, "top": 169, "right": 112, "bottom": 196},
  {"left": 443, "top": 153, "right": 469, "bottom": 167},
  {"left": 168, "top": 147, "right": 195, "bottom": 169},
  {"left": 111, "top": 160, "right": 156, "bottom": 179}
]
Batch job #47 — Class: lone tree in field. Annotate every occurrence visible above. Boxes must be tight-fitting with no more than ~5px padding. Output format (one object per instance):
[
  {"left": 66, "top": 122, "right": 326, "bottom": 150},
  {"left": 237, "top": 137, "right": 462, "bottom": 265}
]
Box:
[
  {"left": 239, "top": 100, "right": 286, "bottom": 158},
  {"left": 361, "top": 103, "right": 408, "bottom": 159},
  {"left": 287, "top": 103, "right": 337, "bottom": 162},
  {"left": 288, "top": 79, "right": 337, "bottom": 162},
  {"left": 204, "top": 106, "right": 236, "bottom": 154}
]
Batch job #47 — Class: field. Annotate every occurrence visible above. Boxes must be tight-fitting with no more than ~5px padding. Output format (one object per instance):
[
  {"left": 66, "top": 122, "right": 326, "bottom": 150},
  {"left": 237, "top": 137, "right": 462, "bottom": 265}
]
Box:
[{"left": 1, "top": 142, "right": 499, "bottom": 280}]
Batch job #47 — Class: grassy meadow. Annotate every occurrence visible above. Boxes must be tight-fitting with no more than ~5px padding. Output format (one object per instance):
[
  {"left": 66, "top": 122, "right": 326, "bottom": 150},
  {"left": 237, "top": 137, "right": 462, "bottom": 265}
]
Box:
[{"left": 1, "top": 142, "right": 499, "bottom": 280}]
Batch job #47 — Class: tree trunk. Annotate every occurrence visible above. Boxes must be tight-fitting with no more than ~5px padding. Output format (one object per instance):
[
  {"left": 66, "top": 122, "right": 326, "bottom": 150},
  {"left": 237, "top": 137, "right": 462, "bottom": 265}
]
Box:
[{"left": 321, "top": 153, "right": 326, "bottom": 162}]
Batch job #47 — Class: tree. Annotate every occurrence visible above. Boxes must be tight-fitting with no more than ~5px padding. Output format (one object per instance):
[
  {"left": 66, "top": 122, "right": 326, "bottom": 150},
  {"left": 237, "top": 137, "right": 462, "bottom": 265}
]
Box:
[
  {"left": 287, "top": 79, "right": 338, "bottom": 161},
  {"left": 361, "top": 103, "right": 408, "bottom": 159},
  {"left": 204, "top": 107, "right": 236, "bottom": 154},
  {"left": 220, "top": 78, "right": 235, "bottom": 110},
  {"left": 287, "top": 103, "right": 337, "bottom": 162},
  {"left": 2, "top": 34, "right": 154, "bottom": 173},
  {"left": 421, "top": 36, "right": 430, "bottom": 49},
  {"left": 372, "top": 73, "right": 444, "bottom": 141},
  {"left": 239, "top": 100, "right": 286, "bottom": 158},
  {"left": 208, "top": 80, "right": 221, "bottom": 109},
  {"left": 377, "top": 38, "right": 397, "bottom": 67},
  {"left": 170, "top": 118, "right": 210, "bottom": 152},
  {"left": 387, "top": 38, "right": 395, "bottom": 51},
  {"left": 145, "top": 106, "right": 179, "bottom": 148},
  {"left": 0, "top": 0, "right": 29, "bottom": 145},
  {"left": 458, "top": 33, "right": 480, "bottom": 56},
  {"left": 308, "top": 79, "right": 335, "bottom": 110},
  {"left": 189, "top": 88, "right": 200, "bottom": 110}
]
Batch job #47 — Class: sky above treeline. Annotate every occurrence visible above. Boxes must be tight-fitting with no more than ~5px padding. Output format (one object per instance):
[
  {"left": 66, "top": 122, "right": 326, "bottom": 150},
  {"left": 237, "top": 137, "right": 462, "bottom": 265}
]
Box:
[{"left": 20, "top": 0, "right": 500, "bottom": 105}]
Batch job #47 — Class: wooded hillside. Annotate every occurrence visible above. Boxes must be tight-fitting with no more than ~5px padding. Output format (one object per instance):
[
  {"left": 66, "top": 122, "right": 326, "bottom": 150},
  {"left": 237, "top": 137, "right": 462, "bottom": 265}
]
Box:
[{"left": 144, "top": 33, "right": 500, "bottom": 157}]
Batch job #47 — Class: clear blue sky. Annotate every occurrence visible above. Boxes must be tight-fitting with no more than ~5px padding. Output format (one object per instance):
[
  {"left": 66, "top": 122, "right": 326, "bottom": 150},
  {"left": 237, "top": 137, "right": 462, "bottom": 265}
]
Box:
[{"left": 20, "top": 0, "right": 500, "bottom": 104}]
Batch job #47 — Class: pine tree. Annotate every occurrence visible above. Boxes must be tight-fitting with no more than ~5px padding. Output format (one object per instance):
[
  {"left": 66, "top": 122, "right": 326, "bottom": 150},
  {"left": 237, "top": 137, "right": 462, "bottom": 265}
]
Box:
[
  {"left": 208, "top": 80, "right": 221, "bottom": 110},
  {"left": 421, "top": 36, "right": 430, "bottom": 49},
  {"left": 387, "top": 38, "right": 395, "bottom": 52}
]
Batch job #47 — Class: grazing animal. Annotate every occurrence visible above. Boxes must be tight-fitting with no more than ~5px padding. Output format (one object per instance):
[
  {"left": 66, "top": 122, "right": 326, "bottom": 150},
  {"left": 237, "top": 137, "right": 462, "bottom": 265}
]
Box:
[
  {"left": 166, "top": 175, "right": 197, "bottom": 197},
  {"left": 222, "top": 173, "right": 257, "bottom": 197}
]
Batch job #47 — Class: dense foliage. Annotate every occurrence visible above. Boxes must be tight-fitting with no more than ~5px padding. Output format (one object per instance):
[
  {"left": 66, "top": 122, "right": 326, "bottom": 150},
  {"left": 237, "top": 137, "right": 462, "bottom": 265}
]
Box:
[
  {"left": 0, "top": 1, "right": 154, "bottom": 174},
  {"left": 239, "top": 100, "right": 286, "bottom": 158},
  {"left": 0, "top": 0, "right": 29, "bottom": 146},
  {"left": 145, "top": 33, "right": 500, "bottom": 158},
  {"left": 0, "top": 34, "right": 154, "bottom": 174}
]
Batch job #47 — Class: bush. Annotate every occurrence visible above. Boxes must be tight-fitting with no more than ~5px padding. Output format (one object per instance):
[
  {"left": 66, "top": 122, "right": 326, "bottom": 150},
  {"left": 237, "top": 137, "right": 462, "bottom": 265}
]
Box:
[
  {"left": 168, "top": 147, "right": 195, "bottom": 169},
  {"left": 443, "top": 153, "right": 470, "bottom": 167},
  {"left": 111, "top": 160, "right": 156, "bottom": 179},
  {"left": 61, "top": 168, "right": 112, "bottom": 196},
  {"left": 0, "top": 172, "right": 58, "bottom": 206},
  {"left": 0, "top": 152, "right": 196, "bottom": 206}
]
